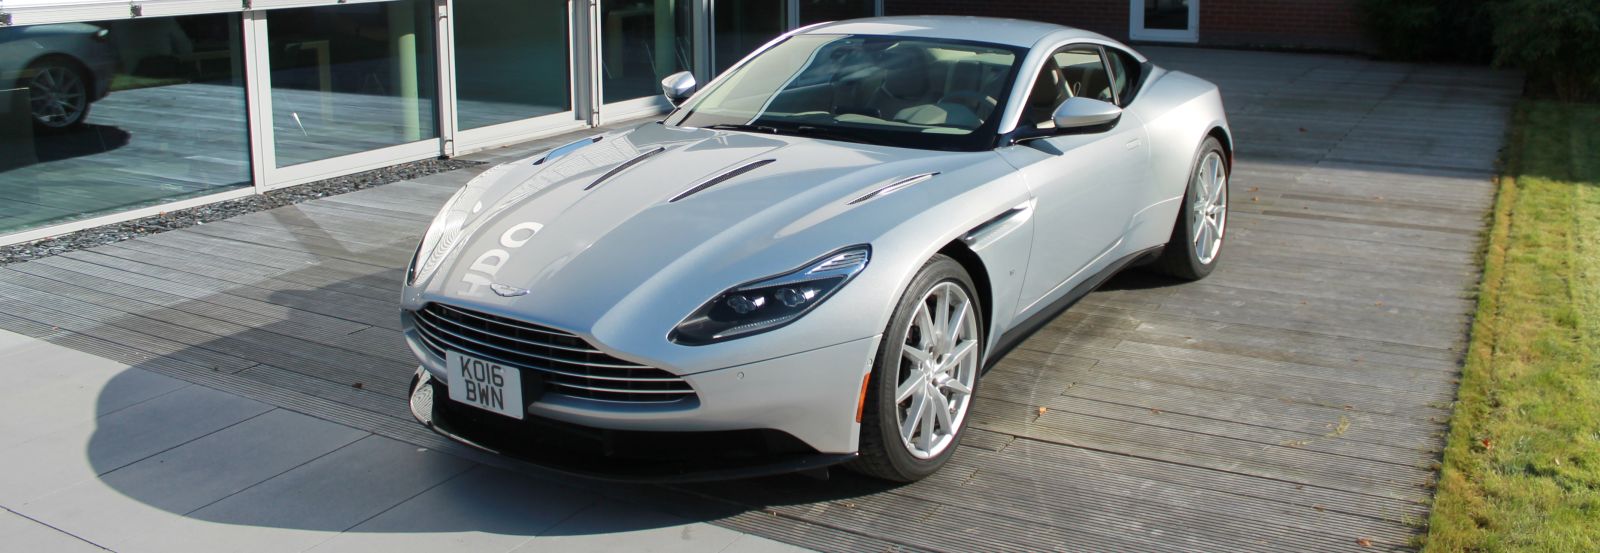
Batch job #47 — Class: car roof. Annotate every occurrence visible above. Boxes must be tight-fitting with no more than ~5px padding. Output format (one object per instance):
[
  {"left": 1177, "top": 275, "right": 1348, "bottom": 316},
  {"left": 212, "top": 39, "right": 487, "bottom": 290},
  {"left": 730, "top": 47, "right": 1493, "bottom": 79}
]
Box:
[{"left": 801, "top": 16, "right": 1109, "bottom": 50}]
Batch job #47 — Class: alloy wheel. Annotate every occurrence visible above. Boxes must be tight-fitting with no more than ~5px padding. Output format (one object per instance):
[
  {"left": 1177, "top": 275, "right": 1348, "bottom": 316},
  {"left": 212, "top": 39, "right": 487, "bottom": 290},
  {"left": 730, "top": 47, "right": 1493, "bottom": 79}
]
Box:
[
  {"left": 895, "top": 281, "right": 980, "bottom": 459},
  {"left": 29, "top": 65, "right": 88, "bottom": 128},
  {"left": 1190, "top": 151, "right": 1228, "bottom": 265}
]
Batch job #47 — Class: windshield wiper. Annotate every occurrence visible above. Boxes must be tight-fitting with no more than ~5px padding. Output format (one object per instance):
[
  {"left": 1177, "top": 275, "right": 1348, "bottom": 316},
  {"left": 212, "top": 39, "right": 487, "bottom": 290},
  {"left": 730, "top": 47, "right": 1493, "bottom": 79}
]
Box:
[
  {"left": 778, "top": 125, "right": 872, "bottom": 145},
  {"left": 701, "top": 122, "right": 872, "bottom": 145}
]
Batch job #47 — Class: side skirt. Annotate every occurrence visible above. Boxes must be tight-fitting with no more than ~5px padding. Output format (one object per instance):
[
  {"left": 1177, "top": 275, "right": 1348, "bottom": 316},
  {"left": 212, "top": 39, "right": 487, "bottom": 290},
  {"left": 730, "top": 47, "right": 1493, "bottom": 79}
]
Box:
[{"left": 982, "top": 244, "right": 1165, "bottom": 373}]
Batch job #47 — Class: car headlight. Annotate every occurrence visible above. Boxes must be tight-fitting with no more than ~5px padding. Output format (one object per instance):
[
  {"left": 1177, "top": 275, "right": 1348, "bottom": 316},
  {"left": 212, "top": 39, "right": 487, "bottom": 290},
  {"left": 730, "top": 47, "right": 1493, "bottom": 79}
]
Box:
[{"left": 670, "top": 246, "right": 870, "bottom": 345}]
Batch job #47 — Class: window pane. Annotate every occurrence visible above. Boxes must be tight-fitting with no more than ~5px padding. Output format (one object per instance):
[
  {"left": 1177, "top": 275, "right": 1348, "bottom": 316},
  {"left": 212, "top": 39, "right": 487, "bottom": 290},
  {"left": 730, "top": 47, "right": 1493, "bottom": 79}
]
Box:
[
  {"left": 267, "top": 0, "right": 439, "bottom": 167},
  {"left": 0, "top": 14, "right": 250, "bottom": 234},
  {"left": 600, "top": 0, "right": 693, "bottom": 105},
  {"left": 1143, "top": 0, "right": 1191, "bottom": 31},
  {"left": 798, "top": 0, "right": 875, "bottom": 26},
  {"left": 713, "top": 0, "right": 786, "bottom": 75},
  {"left": 455, "top": 0, "right": 571, "bottom": 129}
]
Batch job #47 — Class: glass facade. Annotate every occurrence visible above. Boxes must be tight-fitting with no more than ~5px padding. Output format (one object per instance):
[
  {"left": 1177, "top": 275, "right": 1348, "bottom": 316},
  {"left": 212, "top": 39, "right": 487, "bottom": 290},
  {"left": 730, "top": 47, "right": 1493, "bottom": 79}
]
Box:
[
  {"left": 455, "top": 0, "right": 572, "bottom": 130},
  {"left": 0, "top": 0, "right": 875, "bottom": 240},
  {"left": 266, "top": 0, "right": 439, "bottom": 167},
  {"left": 600, "top": 0, "right": 694, "bottom": 105},
  {"left": 713, "top": 0, "right": 787, "bottom": 74},
  {"left": 0, "top": 13, "right": 251, "bottom": 234},
  {"left": 798, "top": 0, "right": 876, "bottom": 25}
]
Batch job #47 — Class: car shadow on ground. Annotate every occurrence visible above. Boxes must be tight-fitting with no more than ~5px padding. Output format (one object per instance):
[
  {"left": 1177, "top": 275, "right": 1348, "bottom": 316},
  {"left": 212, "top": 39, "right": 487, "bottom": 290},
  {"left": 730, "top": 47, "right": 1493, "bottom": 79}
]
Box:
[{"left": 64, "top": 241, "right": 903, "bottom": 545}]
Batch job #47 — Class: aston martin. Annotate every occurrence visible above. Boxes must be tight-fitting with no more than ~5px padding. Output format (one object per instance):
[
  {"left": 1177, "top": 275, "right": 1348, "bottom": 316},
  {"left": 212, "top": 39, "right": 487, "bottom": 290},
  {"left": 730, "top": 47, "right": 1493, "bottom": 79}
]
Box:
[{"left": 402, "top": 16, "right": 1232, "bottom": 482}]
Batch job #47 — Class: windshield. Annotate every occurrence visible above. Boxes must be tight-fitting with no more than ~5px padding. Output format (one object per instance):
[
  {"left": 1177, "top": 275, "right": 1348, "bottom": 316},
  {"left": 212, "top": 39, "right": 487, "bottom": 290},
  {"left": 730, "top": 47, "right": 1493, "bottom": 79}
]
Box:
[{"left": 666, "top": 34, "right": 1024, "bottom": 152}]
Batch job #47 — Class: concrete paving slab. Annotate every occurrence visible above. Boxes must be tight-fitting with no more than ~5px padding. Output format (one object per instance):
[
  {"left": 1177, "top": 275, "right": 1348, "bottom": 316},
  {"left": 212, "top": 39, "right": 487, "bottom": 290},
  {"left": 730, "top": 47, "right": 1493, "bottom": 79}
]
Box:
[
  {"left": 306, "top": 465, "right": 597, "bottom": 553},
  {"left": 512, "top": 500, "right": 746, "bottom": 553},
  {"left": 0, "top": 383, "right": 270, "bottom": 504},
  {"left": 187, "top": 434, "right": 474, "bottom": 532},
  {"left": 0, "top": 328, "right": 191, "bottom": 447},
  {"left": 0, "top": 508, "right": 108, "bottom": 553},
  {"left": 0, "top": 362, "right": 188, "bottom": 449},
  {"left": 78, "top": 409, "right": 366, "bottom": 512}
]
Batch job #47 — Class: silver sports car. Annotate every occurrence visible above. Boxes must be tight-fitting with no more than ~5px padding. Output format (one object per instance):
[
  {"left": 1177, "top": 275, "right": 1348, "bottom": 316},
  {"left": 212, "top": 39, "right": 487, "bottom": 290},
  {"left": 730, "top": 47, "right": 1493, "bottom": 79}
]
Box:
[{"left": 403, "top": 16, "right": 1231, "bottom": 482}]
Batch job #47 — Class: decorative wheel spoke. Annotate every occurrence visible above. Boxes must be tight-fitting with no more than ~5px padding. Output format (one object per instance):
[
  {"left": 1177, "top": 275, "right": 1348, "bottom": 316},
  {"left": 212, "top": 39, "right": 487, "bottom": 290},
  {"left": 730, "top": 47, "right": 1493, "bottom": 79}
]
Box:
[
  {"left": 945, "top": 339, "right": 976, "bottom": 369},
  {"left": 931, "top": 389, "right": 954, "bottom": 434},
  {"left": 896, "top": 368, "right": 924, "bottom": 402},
  {"left": 902, "top": 345, "right": 931, "bottom": 365},
  {"left": 900, "top": 390, "right": 926, "bottom": 443}
]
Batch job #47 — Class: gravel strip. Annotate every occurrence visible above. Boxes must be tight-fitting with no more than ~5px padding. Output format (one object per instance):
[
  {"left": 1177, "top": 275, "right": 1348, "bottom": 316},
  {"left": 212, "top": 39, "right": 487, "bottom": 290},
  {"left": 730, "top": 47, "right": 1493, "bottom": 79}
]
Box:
[{"left": 0, "top": 158, "right": 484, "bottom": 266}]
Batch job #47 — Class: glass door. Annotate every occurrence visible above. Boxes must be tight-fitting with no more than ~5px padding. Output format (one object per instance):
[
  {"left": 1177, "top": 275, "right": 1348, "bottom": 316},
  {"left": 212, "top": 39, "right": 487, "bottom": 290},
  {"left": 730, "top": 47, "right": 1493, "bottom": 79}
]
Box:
[
  {"left": 254, "top": 0, "right": 446, "bottom": 188},
  {"left": 711, "top": 0, "right": 787, "bottom": 75},
  {"left": 449, "top": 0, "right": 585, "bottom": 151},
  {"left": 1130, "top": 0, "right": 1199, "bottom": 43},
  {"left": 797, "top": 0, "right": 876, "bottom": 26},
  {"left": 594, "top": 0, "right": 695, "bottom": 123}
]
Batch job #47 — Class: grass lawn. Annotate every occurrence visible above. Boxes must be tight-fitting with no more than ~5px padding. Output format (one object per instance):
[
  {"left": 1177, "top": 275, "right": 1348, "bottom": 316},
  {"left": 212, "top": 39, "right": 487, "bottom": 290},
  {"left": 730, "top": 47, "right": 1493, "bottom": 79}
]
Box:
[{"left": 1424, "top": 100, "right": 1600, "bottom": 552}]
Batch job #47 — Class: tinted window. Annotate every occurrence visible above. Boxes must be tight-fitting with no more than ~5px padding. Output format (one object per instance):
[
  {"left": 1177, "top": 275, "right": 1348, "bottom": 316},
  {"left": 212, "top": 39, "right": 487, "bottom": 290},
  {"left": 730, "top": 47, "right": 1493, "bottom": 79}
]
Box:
[
  {"left": 1104, "top": 47, "right": 1142, "bottom": 106},
  {"left": 1053, "top": 49, "right": 1113, "bottom": 103}
]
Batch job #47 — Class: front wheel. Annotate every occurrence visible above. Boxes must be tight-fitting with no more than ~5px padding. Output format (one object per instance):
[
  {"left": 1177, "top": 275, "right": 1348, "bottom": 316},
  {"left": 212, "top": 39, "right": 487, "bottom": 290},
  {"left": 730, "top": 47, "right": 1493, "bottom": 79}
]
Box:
[
  {"left": 1154, "top": 137, "right": 1229, "bottom": 280},
  {"left": 850, "top": 255, "right": 983, "bottom": 482}
]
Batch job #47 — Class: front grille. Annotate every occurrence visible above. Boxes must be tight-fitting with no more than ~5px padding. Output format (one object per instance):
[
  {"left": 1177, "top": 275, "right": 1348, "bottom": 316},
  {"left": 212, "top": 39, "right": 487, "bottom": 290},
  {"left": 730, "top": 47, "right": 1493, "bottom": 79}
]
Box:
[{"left": 410, "top": 303, "right": 695, "bottom": 404}]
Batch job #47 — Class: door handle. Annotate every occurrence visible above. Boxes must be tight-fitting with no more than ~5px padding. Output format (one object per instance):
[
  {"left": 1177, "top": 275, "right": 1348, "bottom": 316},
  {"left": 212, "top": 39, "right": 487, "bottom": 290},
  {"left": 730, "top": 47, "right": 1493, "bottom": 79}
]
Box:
[{"left": 1124, "top": 138, "right": 1143, "bottom": 150}]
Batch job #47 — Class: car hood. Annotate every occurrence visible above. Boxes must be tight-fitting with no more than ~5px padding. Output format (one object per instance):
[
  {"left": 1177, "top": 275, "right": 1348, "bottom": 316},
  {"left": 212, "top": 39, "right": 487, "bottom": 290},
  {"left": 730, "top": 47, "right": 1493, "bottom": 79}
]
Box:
[{"left": 412, "top": 122, "right": 1002, "bottom": 345}]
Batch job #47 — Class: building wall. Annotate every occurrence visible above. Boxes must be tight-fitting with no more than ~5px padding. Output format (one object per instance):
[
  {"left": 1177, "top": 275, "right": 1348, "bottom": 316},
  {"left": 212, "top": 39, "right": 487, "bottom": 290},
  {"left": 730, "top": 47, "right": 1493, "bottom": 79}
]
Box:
[{"left": 883, "top": 0, "right": 1371, "bottom": 53}]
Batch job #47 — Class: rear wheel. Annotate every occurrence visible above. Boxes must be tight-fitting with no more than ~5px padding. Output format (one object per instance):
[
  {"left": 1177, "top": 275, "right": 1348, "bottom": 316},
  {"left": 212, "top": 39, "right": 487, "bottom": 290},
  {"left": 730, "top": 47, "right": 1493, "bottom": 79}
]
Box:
[
  {"left": 1154, "top": 137, "right": 1228, "bottom": 280},
  {"left": 850, "top": 255, "right": 982, "bottom": 482},
  {"left": 26, "top": 58, "right": 92, "bottom": 131}
]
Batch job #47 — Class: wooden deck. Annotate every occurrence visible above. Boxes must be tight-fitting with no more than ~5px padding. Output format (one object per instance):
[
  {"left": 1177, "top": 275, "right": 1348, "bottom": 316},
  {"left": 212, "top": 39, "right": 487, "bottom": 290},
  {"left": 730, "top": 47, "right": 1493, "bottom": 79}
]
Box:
[{"left": 0, "top": 47, "right": 1518, "bottom": 552}]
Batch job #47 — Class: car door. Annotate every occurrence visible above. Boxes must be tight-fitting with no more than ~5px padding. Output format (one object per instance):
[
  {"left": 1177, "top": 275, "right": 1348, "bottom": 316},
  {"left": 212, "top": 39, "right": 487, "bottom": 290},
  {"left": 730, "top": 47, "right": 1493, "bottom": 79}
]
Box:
[{"left": 998, "top": 44, "right": 1150, "bottom": 315}]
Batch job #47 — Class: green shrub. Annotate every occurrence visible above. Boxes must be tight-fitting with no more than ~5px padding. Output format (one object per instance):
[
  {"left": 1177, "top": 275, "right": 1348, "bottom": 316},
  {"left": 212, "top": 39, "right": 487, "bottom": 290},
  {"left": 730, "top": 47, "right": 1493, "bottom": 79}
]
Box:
[
  {"left": 1359, "top": 0, "right": 1494, "bottom": 63},
  {"left": 1491, "top": 0, "right": 1600, "bottom": 102}
]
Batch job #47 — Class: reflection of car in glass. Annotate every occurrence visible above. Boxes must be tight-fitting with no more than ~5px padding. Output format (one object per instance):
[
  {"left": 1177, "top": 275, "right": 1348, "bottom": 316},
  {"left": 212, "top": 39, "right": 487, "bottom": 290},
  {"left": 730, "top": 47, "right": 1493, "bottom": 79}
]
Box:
[
  {"left": 0, "top": 23, "right": 117, "bottom": 130},
  {"left": 402, "top": 16, "right": 1232, "bottom": 482}
]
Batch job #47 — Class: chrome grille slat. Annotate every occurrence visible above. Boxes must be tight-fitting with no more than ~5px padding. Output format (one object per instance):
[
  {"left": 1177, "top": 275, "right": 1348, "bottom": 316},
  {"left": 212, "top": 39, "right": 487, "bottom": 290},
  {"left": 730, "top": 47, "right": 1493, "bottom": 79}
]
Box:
[
  {"left": 435, "top": 304, "right": 591, "bottom": 344},
  {"left": 412, "top": 303, "right": 695, "bottom": 404},
  {"left": 412, "top": 319, "right": 682, "bottom": 382},
  {"left": 544, "top": 380, "right": 698, "bottom": 394},
  {"left": 414, "top": 311, "right": 642, "bottom": 369}
]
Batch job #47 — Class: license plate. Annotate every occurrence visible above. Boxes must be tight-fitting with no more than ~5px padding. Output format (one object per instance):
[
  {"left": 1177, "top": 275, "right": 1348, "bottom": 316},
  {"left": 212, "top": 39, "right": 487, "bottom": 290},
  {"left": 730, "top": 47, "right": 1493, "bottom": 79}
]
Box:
[{"left": 446, "top": 351, "right": 523, "bottom": 420}]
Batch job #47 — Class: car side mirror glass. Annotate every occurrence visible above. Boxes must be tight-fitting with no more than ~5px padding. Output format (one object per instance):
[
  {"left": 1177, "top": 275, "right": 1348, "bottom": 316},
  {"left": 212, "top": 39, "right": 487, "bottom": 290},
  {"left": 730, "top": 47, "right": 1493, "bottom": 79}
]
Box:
[
  {"left": 661, "top": 71, "right": 697, "bottom": 107},
  {"left": 1052, "top": 97, "right": 1122, "bottom": 130}
]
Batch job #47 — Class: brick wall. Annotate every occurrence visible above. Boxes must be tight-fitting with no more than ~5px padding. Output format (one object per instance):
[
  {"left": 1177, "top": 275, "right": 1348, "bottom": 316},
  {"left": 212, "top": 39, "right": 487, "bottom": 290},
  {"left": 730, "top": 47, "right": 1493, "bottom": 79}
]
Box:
[{"left": 883, "top": 0, "right": 1371, "bottom": 53}]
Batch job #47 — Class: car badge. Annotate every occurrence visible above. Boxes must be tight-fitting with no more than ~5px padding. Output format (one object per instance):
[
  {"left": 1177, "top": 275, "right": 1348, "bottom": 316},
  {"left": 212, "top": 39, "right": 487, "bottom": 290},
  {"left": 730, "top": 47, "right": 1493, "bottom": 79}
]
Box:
[{"left": 489, "top": 283, "right": 530, "bottom": 297}]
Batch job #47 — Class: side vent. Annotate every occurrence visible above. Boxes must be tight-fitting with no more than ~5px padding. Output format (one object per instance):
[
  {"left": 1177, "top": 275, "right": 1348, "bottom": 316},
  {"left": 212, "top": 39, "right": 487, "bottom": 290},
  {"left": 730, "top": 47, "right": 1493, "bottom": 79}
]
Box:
[
  {"left": 585, "top": 146, "right": 665, "bottom": 190},
  {"left": 847, "top": 172, "right": 941, "bottom": 205},
  {"left": 668, "top": 159, "right": 776, "bottom": 203},
  {"left": 534, "top": 136, "right": 602, "bottom": 165}
]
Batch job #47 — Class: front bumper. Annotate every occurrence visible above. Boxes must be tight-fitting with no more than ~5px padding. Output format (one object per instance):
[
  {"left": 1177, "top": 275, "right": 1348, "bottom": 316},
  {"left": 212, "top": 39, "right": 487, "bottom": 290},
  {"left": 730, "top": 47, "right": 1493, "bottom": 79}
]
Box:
[{"left": 408, "top": 335, "right": 881, "bottom": 481}]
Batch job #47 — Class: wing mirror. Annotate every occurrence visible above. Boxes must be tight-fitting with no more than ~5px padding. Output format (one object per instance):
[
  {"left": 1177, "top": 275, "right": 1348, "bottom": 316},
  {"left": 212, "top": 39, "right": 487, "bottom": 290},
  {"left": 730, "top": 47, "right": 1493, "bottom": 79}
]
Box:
[
  {"left": 1052, "top": 97, "right": 1122, "bottom": 130},
  {"left": 661, "top": 71, "right": 697, "bottom": 107}
]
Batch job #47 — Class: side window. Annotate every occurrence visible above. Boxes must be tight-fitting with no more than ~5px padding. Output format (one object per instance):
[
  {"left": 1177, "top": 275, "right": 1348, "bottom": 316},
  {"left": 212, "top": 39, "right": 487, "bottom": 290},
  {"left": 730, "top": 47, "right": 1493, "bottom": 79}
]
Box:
[
  {"left": 1017, "top": 57, "right": 1068, "bottom": 129},
  {"left": 1104, "top": 48, "right": 1143, "bottom": 106},
  {"left": 1052, "top": 49, "right": 1114, "bottom": 104}
]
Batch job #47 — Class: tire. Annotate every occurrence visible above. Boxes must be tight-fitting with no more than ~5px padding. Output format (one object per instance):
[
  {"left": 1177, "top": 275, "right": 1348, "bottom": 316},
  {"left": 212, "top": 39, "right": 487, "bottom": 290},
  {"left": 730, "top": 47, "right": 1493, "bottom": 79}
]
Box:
[
  {"left": 25, "top": 57, "right": 93, "bottom": 131},
  {"left": 1154, "top": 137, "right": 1229, "bottom": 281},
  {"left": 850, "top": 254, "right": 983, "bottom": 482}
]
